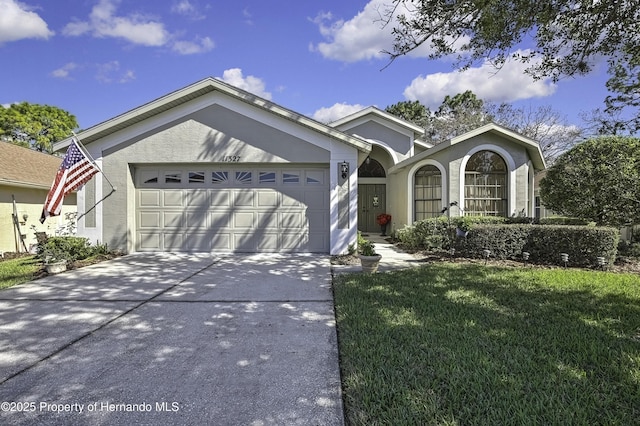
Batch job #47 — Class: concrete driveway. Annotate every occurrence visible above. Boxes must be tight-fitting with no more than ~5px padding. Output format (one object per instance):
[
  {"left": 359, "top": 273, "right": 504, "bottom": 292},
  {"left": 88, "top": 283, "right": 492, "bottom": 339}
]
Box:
[{"left": 0, "top": 253, "right": 343, "bottom": 425}]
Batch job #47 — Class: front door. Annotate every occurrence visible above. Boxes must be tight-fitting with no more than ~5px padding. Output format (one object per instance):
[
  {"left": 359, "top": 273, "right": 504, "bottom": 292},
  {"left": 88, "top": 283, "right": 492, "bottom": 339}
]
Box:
[{"left": 358, "top": 184, "right": 386, "bottom": 233}]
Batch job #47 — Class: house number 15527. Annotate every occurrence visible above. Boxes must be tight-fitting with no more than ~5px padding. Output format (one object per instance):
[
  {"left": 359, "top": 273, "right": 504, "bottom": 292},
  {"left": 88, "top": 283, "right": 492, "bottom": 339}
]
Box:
[{"left": 223, "top": 156, "right": 241, "bottom": 162}]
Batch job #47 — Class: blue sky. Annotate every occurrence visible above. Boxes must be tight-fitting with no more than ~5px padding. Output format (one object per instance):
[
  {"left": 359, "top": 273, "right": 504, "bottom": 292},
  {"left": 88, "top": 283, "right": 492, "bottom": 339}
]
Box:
[{"left": 0, "top": 0, "right": 612, "bottom": 131}]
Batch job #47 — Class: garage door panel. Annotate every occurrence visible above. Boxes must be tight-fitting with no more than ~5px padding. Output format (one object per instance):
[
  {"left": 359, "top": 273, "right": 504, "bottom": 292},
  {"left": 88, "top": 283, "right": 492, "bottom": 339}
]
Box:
[
  {"left": 233, "top": 212, "right": 255, "bottom": 228},
  {"left": 138, "top": 232, "right": 161, "bottom": 250},
  {"left": 184, "top": 232, "right": 212, "bottom": 251},
  {"left": 234, "top": 191, "right": 255, "bottom": 207},
  {"left": 282, "top": 191, "right": 303, "bottom": 207},
  {"left": 163, "top": 233, "right": 183, "bottom": 251},
  {"left": 187, "top": 190, "right": 209, "bottom": 206},
  {"left": 257, "top": 190, "right": 278, "bottom": 207},
  {"left": 210, "top": 212, "right": 231, "bottom": 228},
  {"left": 280, "top": 212, "right": 305, "bottom": 229},
  {"left": 163, "top": 211, "right": 183, "bottom": 228},
  {"left": 211, "top": 233, "right": 232, "bottom": 251},
  {"left": 305, "top": 191, "right": 327, "bottom": 209},
  {"left": 163, "top": 191, "right": 184, "bottom": 207},
  {"left": 136, "top": 166, "right": 329, "bottom": 252},
  {"left": 257, "top": 233, "right": 280, "bottom": 251},
  {"left": 281, "top": 232, "right": 308, "bottom": 251},
  {"left": 210, "top": 190, "right": 231, "bottom": 206},
  {"left": 257, "top": 212, "right": 278, "bottom": 229},
  {"left": 139, "top": 212, "right": 160, "bottom": 228},
  {"left": 139, "top": 190, "right": 160, "bottom": 207},
  {"left": 186, "top": 211, "right": 208, "bottom": 228}
]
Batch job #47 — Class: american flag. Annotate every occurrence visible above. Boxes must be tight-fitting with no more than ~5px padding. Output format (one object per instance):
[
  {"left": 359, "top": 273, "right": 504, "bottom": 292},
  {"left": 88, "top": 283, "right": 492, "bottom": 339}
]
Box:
[{"left": 40, "top": 139, "right": 99, "bottom": 223}]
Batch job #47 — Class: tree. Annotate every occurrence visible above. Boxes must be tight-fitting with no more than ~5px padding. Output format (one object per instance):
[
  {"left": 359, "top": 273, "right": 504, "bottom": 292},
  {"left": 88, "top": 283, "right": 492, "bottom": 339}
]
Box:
[
  {"left": 385, "top": 100, "right": 430, "bottom": 129},
  {"left": 385, "top": 0, "right": 640, "bottom": 133},
  {"left": 0, "top": 102, "right": 78, "bottom": 153},
  {"left": 488, "top": 103, "right": 583, "bottom": 162},
  {"left": 430, "top": 91, "right": 490, "bottom": 142},
  {"left": 539, "top": 136, "right": 640, "bottom": 227}
]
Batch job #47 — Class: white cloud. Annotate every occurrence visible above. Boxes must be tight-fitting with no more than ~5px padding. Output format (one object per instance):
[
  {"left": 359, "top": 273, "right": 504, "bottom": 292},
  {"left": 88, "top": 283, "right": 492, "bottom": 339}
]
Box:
[
  {"left": 312, "top": 103, "right": 366, "bottom": 123},
  {"left": 310, "top": 2, "right": 392, "bottom": 62},
  {"left": 62, "top": 0, "right": 169, "bottom": 46},
  {"left": 218, "top": 68, "right": 272, "bottom": 100},
  {"left": 96, "top": 60, "right": 135, "bottom": 83},
  {"left": 51, "top": 62, "right": 79, "bottom": 79},
  {"left": 0, "top": 0, "right": 54, "bottom": 43},
  {"left": 404, "top": 52, "right": 557, "bottom": 107},
  {"left": 172, "top": 36, "right": 214, "bottom": 55},
  {"left": 171, "top": 0, "right": 206, "bottom": 21}
]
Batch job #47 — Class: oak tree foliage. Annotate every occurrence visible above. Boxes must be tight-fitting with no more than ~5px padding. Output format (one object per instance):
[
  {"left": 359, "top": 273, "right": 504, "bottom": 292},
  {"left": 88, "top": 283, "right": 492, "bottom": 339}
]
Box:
[
  {"left": 539, "top": 136, "right": 640, "bottom": 227},
  {"left": 0, "top": 102, "right": 78, "bottom": 153},
  {"left": 385, "top": 0, "right": 640, "bottom": 133}
]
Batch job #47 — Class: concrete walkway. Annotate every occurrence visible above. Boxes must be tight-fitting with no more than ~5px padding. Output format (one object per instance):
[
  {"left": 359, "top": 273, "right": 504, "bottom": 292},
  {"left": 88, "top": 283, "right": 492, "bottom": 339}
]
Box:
[
  {"left": 331, "top": 234, "right": 419, "bottom": 274},
  {"left": 0, "top": 253, "right": 343, "bottom": 426}
]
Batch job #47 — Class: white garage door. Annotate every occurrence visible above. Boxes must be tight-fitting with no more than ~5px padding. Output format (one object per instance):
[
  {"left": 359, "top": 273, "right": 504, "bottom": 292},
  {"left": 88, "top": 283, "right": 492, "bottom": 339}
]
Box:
[{"left": 135, "top": 166, "right": 329, "bottom": 252}]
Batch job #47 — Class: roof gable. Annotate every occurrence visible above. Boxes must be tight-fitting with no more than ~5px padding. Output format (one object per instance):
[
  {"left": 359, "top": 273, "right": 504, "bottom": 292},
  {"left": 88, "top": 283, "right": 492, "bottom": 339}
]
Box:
[
  {"left": 330, "top": 106, "right": 425, "bottom": 139},
  {"left": 55, "top": 77, "right": 371, "bottom": 154},
  {"left": 0, "top": 142, "right": 61, "bottom": 189}
]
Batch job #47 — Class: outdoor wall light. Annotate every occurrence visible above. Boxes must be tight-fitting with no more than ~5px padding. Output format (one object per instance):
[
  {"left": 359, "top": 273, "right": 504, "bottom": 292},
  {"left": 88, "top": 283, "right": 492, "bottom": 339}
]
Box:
[
  {"left": 341, "top": 161, "right": 349, "bottom": 179},
  {"left": 22, "top": 213, "right": 28, "bottom": 222}
]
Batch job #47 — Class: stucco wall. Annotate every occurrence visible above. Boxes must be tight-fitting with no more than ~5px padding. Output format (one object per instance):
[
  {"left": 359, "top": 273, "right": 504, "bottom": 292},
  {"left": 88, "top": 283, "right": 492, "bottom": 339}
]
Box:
[
  {"left": 0, "top": 185, "right": 76, "bottom": 253},
  {"left": 98, "top": 105, "right": 335, "bottom": 252},
  {"left": 344, "top": 121, "right": 412, "bottom": 159},
  {"left": 388, "top": 132, "right": 536, "bottom": 231}
]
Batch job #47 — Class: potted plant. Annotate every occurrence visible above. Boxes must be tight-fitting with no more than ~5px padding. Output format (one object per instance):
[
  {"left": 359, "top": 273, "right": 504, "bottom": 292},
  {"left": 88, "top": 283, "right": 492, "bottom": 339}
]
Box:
[
  {"left": 43, "top": 246, "right": 68, "bottom": 274},
  {"left": 376, "top": 213, "right": 392, "bottom": 236},
  {"left": 358, "top": 239, "right": 382, "bottom": 273}
]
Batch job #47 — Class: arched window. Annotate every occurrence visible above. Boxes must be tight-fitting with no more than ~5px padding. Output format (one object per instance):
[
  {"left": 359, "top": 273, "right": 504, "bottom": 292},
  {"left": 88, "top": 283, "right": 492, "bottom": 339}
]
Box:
[
  {"left": 414, "top": 165, "right": 442, "bottom": 220},
  {"left": 358, "top": 158, "right": 386, "bottom": 177},
  {"left": 464, "top": 150, "right": 507, "bottom": 216}
]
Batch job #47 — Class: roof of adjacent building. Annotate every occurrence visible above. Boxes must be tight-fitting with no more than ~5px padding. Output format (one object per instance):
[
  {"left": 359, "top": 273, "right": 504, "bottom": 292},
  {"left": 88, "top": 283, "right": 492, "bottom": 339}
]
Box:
[{"left": 0, "top": 142, "right": 60, "bottom": 189}]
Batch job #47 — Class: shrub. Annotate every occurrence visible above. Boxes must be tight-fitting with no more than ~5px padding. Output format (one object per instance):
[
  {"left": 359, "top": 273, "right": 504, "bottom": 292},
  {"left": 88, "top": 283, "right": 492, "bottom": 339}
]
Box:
[
  {"left": 39, "top": 237, "right": 109, "bottom": 263},
  {"left": 451, "top": 224, "right": 619, "bottom": 267},
  {"left": 539, "top": 216, "right": 594, "bottom": 226}
]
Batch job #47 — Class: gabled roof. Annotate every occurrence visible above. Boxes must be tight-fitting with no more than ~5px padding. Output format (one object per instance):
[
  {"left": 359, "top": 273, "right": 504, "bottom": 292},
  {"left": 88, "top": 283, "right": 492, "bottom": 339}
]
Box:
[
  {"left": 390, "top": 122, "right": 547, "bottom": 173},
  {"left": 330, "top": 106, "right": 425, "bottom": 139},
  {"left": 0, "top": 142, "right": 60, "bottom": 189},
  {"left": 54, "top": 77, "right": 371, "bottom": 153}
]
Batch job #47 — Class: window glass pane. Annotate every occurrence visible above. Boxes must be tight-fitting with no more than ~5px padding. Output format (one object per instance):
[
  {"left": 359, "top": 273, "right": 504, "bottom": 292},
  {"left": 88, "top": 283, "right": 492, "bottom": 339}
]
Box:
[
  {"left": 189, "top": 172, "right": 205, "bottom": 183},
  {"left": 259, "top": 172, "right": 276, "bottom": 183},
  {"left": 164, "top": 172, "right": 181, "bottom": 184},
  {"left": 140, "top": 171, "right": 158, "bottom": 184},
  {"left": 414, "top": 165, "right": 442, "bottom": 220},
  {"left": 306, "top": 171, "right": 324, "bottom": 185},
  {"left": 211, "top": 171, "right": 228, "bottom": 184},
  {"left": 236, "top": 171, "right": 252, "bottom": 184},
  {"left": 283, "top": 172, "right": 300, "bottom": 184},
  {"left": 464, "top": 151, "right": 507, "bottom": 216}
]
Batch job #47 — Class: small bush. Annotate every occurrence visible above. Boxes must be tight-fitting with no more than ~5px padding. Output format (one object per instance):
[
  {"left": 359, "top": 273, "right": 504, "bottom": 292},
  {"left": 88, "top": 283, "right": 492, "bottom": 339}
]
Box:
[
  {"left": 39, "top": 237, "right": 110, "bottom": 263},
  {"left": 539, "top": 216, "right": 594, "bottom": 226}
]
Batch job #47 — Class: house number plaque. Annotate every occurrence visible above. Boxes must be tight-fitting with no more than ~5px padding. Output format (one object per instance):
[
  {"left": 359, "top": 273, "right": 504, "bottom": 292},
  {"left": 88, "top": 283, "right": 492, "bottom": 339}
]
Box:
[{"left": 222, "top": 156, "right": 241, "bottom": 162}]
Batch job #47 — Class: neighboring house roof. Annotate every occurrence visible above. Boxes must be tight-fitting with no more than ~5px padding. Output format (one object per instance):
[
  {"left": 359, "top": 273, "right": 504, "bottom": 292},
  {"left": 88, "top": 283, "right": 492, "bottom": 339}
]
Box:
[
  {"left": 54, "top": 77, "right": 371, "bottom": 154},
  {"left": 330, "top": 106, "right": 426, "bottom": 140},
  {"left": 0, "top": 142, "right": 60, "bottom": 189},
  {"left": 390, "top": 122, "right": 547, "bottom": 173}
]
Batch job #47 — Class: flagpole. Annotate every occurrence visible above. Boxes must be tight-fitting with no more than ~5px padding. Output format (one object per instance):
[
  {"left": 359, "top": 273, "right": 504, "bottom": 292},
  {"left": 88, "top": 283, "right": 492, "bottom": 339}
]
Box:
[{"left": 71, "top": 131, "right": 117, "bottom": 192}]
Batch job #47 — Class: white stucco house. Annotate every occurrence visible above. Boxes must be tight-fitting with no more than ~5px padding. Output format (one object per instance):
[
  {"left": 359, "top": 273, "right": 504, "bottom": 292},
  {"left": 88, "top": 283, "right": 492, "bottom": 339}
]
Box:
[{"left": 55, "top": 77, "right": 546, "bottom": 255}]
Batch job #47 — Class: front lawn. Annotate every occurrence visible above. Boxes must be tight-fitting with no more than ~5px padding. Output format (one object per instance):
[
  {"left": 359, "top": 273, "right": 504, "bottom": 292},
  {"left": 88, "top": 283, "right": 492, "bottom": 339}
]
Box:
[
  {"left": 334, "top": 264, "right": 640, "bottom": 425},
  {"left": 0, "top": 255, "right": 41, "bottom": 289}
]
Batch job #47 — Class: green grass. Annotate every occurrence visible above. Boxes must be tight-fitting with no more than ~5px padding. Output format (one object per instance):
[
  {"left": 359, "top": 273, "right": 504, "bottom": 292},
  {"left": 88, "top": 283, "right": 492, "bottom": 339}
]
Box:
[
  {"left": 0, "top": 256, "right": 41, "bottom": 289},
  {"left": 334, "top": 264, "right": 640, "bottom": 425}
]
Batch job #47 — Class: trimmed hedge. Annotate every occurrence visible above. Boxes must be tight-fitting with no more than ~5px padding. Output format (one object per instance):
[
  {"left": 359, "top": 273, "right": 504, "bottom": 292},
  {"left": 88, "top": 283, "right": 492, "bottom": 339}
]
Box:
[
  {"left": 396, "top": 218, "right": 619, "bottom": 267},
  {"left": 453, "top": 225, "right": 619, "bottom": 267}
]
